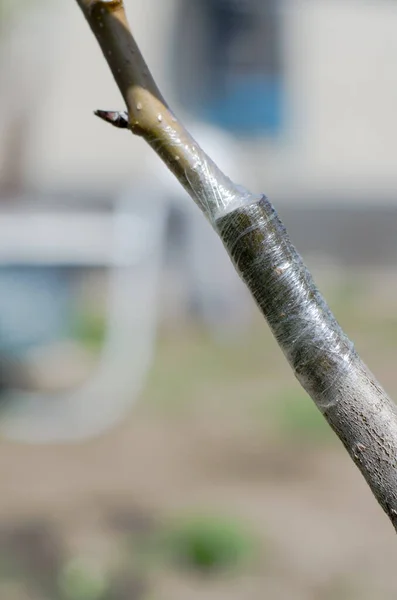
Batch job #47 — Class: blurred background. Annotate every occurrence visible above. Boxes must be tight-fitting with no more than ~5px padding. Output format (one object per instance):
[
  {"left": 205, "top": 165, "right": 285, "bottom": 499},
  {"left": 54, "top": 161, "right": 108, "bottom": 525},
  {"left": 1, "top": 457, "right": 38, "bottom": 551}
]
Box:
[{"left": 0, "top": 0, "right": 397, "bottom": 598}]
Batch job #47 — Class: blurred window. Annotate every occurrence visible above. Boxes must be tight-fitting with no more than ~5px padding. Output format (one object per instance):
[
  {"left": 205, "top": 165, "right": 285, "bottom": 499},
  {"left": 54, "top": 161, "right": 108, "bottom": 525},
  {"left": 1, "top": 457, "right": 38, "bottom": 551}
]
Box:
[{"left": 173, "top": 0, "right": 285, "bottom": 137}]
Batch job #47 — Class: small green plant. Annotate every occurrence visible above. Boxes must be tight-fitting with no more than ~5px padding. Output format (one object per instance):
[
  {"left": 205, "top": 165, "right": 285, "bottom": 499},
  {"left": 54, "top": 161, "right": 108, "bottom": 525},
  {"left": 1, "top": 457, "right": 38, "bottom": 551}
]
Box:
[{"left": 156, "top": 513, "right": 259, "bottom": 575}]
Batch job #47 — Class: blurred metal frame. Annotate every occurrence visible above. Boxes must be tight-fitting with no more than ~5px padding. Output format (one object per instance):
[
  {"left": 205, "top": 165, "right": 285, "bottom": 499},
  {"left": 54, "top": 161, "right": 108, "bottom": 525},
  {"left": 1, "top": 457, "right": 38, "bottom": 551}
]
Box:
[{"left": 0, "top": 189, "right": 166, "bottom": 443}]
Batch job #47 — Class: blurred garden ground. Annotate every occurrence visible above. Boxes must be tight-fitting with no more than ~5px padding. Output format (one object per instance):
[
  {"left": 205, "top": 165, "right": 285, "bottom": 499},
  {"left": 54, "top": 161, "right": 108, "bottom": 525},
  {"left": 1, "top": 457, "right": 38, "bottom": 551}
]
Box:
[{"left": 0, "top": 269, "right": 397, "bottom": 599}]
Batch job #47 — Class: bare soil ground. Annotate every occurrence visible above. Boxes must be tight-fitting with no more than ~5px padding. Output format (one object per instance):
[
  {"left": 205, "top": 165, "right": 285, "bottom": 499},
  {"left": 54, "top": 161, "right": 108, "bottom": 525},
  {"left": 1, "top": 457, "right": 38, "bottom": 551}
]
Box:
[{"left": 0, "top": 272, "right": 396, "bottom": 599}]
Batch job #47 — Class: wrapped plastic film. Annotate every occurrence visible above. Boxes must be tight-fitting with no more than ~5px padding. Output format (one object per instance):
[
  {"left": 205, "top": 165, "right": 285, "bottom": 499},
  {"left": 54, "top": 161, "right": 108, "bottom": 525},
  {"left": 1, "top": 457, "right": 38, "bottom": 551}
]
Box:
[
  {"left": 211, "top": 194, "right": 397, "bottom": 520},
  {"left": 180, "top": 139, "right": 361, "bottom": 409},
  {"left": 215, "top": 195, "right": 356, "bottom": 404},
  {"left": 169, "top": 132, "right": 397, "bottom": 437}
]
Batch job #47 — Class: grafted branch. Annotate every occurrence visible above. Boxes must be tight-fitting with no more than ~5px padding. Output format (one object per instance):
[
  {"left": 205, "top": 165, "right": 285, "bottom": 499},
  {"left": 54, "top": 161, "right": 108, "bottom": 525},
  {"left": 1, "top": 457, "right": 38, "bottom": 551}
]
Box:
[{"left": 74, "top": 0, "right": 397, "bottom": 532}]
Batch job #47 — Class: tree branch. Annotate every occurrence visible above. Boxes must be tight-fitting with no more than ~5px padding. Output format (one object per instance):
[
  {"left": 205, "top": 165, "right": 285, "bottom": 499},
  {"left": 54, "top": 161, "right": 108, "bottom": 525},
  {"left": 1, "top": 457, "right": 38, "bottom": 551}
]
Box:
[
  {"left": 76, "top": 0, "right": 250, "bottom": 221},
  {"left": 74, "top": 0, "right": 397, "bottom": 531}
]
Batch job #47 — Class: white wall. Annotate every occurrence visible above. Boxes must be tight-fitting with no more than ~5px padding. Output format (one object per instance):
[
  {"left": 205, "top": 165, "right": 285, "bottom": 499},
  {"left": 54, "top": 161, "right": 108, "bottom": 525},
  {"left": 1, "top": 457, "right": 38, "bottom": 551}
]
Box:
[
  {"left": 0, "top": 0, "right": 180, "bottom": 193},
  {"left": 275, "top": 0, "right": 397, "bottom": 203}
]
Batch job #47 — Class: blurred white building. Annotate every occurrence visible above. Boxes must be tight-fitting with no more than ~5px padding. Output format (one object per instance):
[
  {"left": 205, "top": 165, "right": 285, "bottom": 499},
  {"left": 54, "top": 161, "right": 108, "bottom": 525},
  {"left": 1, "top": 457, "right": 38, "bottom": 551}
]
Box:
[
  {"left": 1, "top": 0, "right": 397, "bottom": 202},
  {"left": 275, "top": 0, "right": 397, "bottom": 204}
]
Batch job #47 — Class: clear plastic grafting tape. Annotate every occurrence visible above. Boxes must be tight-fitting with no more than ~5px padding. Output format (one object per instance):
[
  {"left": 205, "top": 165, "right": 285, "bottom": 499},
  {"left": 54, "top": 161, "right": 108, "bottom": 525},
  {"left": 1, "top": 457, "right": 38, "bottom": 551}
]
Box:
[
  {"left": 0, "top": 188, "right": 165, "bottom": 443},
  {"left": 163, "top": 125, "right": 357, "bottom": 408},
  {"left": 214, "top": 195, "right": 356, "bottom": 408}
]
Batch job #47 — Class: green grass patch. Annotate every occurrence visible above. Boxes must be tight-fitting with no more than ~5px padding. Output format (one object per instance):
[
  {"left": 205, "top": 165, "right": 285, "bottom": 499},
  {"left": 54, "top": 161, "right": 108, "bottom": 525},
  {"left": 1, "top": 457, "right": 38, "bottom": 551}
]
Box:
[{"left": 153, "top": 513, "right": 259, "bottom": 575}]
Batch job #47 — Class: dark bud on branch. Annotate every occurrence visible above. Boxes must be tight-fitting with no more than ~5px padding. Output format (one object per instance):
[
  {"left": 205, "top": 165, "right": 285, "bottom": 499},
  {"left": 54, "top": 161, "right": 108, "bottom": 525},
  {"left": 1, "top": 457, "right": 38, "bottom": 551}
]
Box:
[{"left": 94, "top": 109, "right": 129, "bottom": 129}]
